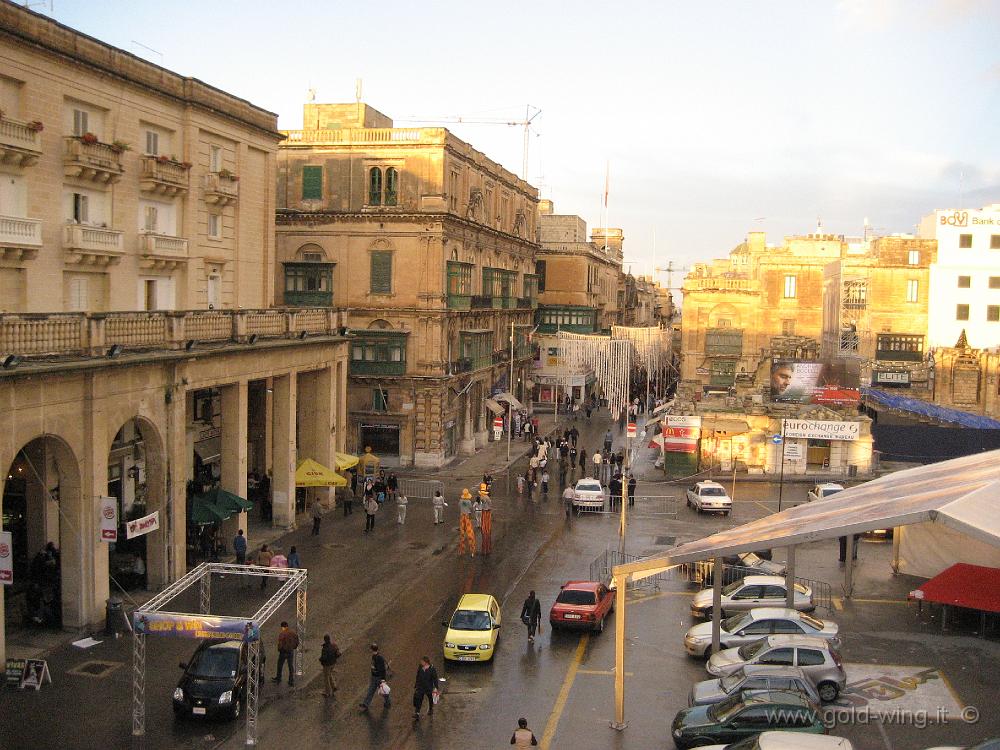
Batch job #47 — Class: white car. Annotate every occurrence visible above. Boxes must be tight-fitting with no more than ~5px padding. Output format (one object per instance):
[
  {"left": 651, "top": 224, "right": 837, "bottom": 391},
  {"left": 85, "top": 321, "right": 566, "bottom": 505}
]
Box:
[
  {"left": 807, "top": 483, "right": 844, "bottom": 502},
  {"left": 700, "top": 732, "right": 855, "bottom": 750},
  {"left": 572, "top": 478, "right": 605, "bottom": 514},
  {"left": 691, "top": 576, "right": 815, "bottom": 618},
  {"left": 686, "top": 481, "right": 732, "bottom": 515},
  {"left": 684, "top": 607, "right": 839, "bottom": 657}
]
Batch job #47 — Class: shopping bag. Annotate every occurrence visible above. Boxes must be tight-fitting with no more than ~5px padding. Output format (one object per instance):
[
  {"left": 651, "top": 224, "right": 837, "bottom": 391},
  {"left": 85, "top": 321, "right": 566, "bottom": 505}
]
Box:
[{"left": 377, "top": 680, "right": 391, "bottom": 696}]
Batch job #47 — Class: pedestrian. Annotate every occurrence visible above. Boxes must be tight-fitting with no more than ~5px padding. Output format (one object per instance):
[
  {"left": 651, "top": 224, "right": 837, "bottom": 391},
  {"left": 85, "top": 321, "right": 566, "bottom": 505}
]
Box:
[
  {"left": 480, "top": 492, "right": 493, "bottom": 555},
  {"left": 482, "top": 471, "right": 493, "bottom": 493},
  {"left": 517, "top": 474, "right": 526, "bottom": 495},
  {"left": 311, "top": 496, "right": 323, "bottom": 536},
  {"left": 558, "top": 458, "right": 567, "bottom": 486},
  {"left": 510, "top": 717, "right": 539, "bottom": 747},
  {"left": 473, "top": 494, "right": 484, "bottom": 529},
  {"left": 569, "top": 426, "right": 579, "bottom": 447},
  {"left": 577, "top": 445, "right": 586, "bottom": 469},
  {"left": 520, "top": 590, "right": 542, "bottom": 643},
  {"left": 562, "top": 484, "right": 575, "bottom": 517},
  {"left": 585, "top": 403, "right": 592, "bottom": 420},
  {"left": 397, "top": 493, "right": 408, "bottom": 525},
  {"left": 257, "top": 544, "right": 273, "bottom": 590},
  {"left": 432, "top": 490, "right": 447, "bottom": 524},
  {"left": 609, "top": 473, "right": 622, "bottom": 511},
  {"left": 363, "top": 492, "right": 378, "bottom": 533},
  {"left": 628, "top": 473, "right": 637, "bottom": 507},
  {"left": 272, "top": 620, "right": 299, "bottom": 686},
  {"left": 568, "top": 444, "right": 577, "bottom": 470},
  {"left": 360, "top": 643, "right": 391, "bottom": 711},
  {"left": 541, "top": 470, "right": 549, "bottom": 496},
  {"left": 604, "top": 430, "right": 613, "bottom": 453},
  {"left": 412, "top": 656, "right": 439, "bottom": 720},
  {"left": 287, "top": 545, "right": 301, "bottom": 569},
  {"left": 343, "top": 484, "right": 354, "bottom": 516},
  {"left": 387, "top": 472, "right": 399, "bottom": 501},
  {"left": 319, "top": 633, "right": 342, "bottom": 697},
  {"left": 592, "top": 450, "right": 602, "bottom": 480},
  {"left": 458, "top": 488, "right": 476, "bottom": 557},
  {"left": 233, "top": 529, "right": 247, "bottom": 564}
]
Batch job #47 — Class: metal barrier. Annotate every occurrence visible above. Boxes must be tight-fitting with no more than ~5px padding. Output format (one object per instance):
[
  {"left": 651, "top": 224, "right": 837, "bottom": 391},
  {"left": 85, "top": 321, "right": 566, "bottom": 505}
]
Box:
[
  {"left": 589, "top": 548, "right": 682, "bottom": 592},
  {"left": 396, "top": 477, "right": 445, "bottom": 500},
  {"left": 629, "top": 495, "right": 679, "bottom": 518}
]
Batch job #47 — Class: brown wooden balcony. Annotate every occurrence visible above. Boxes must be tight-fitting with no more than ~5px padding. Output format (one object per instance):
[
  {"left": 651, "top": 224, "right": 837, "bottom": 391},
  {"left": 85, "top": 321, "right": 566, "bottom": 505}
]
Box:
[
  {"left": 140, "top": 156, "right": 190, "bottom": 196},
  {"left": 63, "top": 137, "right": 125, "bottom": 184},
  {"left": 0, "top": 117, "right": 43, "bottom": 167},
  {"left": 204, "top": 171, "right": 239, "bottom": 206}
]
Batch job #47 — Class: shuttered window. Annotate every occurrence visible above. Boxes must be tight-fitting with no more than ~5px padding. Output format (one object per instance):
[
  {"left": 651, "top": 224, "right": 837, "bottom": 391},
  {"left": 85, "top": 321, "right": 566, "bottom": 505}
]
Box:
[
  {"left": 302, "top": 166, "right": 323, "bottom": 200},
  {"left": 370, "top": 251, "right": 392, "bottom": 294},
  {"left": 384, "top": 167, "right": 398, "bottom": 206}
]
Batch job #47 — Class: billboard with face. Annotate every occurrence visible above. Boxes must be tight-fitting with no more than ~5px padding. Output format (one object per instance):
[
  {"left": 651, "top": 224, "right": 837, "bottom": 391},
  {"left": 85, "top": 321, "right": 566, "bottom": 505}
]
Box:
[{"left": 770, "top": 359, "right": 860, "bottom": 405}]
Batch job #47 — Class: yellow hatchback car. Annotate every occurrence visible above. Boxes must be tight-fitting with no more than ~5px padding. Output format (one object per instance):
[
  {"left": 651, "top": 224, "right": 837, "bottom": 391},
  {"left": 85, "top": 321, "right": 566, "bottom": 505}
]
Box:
[{"left": 443, "top": 593, "right": 501, "bottom": 662}]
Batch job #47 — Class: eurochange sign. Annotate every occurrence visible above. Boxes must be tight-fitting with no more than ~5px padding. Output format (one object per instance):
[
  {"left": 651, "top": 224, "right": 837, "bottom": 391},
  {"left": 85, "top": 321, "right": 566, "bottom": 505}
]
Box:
[
  {"left": 783, "top": 419, "right": 860, "bottom": 442},
  {"left": 133, "top": 612, "right": 261, "bottom": 641}
]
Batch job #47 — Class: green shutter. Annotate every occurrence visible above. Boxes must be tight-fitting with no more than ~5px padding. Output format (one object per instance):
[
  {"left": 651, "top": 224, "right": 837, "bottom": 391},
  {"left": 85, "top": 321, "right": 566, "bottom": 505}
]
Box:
[
  {"left": 370, "top": 251, "right": 392, "bottom": 294},
  {"left": 302, "top": 166, "right": 323, "bottom": 200}
]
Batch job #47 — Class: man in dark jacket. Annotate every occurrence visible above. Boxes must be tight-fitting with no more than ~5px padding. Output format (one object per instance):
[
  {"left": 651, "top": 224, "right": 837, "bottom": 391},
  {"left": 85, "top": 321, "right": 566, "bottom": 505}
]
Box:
[
  {"left": 412, "top": 656, "right": 439, "bottom": 720},
  {"left": 272, "top": 621, "right": 299, "bottom": 686},
  {"left": 609, "top": 473, "right": 622, "bottom": 512},
  {"left": 319, "top": 633, "right": 341, "bottom": 697},
  {"left": 520, "top": 590, "right": 543, "bottom": 643},
  {"left": 628, "top": 473, "right": 637, "bottom": 507},
  {"left": 360, "top": 643, "right": 390, "bottom": 711}
]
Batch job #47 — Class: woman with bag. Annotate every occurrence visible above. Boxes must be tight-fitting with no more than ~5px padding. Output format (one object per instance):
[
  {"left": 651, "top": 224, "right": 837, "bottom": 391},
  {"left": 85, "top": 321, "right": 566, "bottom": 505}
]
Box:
[
  {"left": 363, "top": 492, "right": 378, "bottom": 533},
  {"left": 412, "top": 656, "right": 440, "bottom": 720}
]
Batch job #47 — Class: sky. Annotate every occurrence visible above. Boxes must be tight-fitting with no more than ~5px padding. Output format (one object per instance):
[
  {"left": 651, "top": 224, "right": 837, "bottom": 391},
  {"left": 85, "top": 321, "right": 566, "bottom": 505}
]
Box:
[{"left": 37, "top": 0, "right": 1000, "bottom": 286}]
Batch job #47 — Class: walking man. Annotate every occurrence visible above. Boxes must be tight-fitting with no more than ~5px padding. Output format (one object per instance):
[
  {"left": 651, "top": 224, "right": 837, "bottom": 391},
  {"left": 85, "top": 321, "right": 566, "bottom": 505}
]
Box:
[
  {"left": 458, "top": 488, "right": 476, "bottom": 557},
  {"left": 432, "top": 490, "right": 446, "bottom": 524},
  {"left": 603, "top": 429, "right": 613, "bottom": 453},
  {"left": 628, "top": 473, "right": 637, "bottom": 507},
  {"left": 520, "top": 590, "right": 542, "bottom": 643},
  {"left": 511, "top": 717, "right": 539, "bottom": 747},
  {"left": 480, "top": 492, "right": 493, "bottom": 555},
  {"left": 397, "top": 493, "right": 408, "bottom": 525},
  {"left": 562, "top": 484, "right": 575, "bottom": 517},
  {"left": 360, "top": 643, "right": 391, "bottom": 711},
  {"left": 272, "top": 621, "right": 299, "bottom": 686},
  {"left": 311, "top": 496, "right": 323, "bottom": 536},
  {"left": 319, "top": 633, "right": 341, "bottom": 697},
  {"left": 592, "top": 450, "right": 602, "bottom": 480},
  {"left": 233, "top": 529, "right": 247, "bottom": 564},
  {"left": 541, "top": 470, "right": 549, "bottom": 497},
  {"left": 412, "top": 656, "right": 439, "bottom": 720},
  {"left": 287, "top": 545, "right": 301, "bottom": 569},
  {"left": 577, "top": 445, "right": 587, "bottom": 470},
  {"left": 257, "top": 544, "right": 273, "bottom": 590},
  {"left": 363, "top": 492, "right": 378, "bottom": 533}
]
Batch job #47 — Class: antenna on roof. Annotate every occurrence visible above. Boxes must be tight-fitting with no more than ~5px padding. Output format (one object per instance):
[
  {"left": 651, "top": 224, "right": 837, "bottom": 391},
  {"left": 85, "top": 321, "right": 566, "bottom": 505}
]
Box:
[
  {"left": 306, "top": 87, "right": 316, "bottom": 102},
  {"left": 355, "top": 78, "right": 363, "bottom": 104}
]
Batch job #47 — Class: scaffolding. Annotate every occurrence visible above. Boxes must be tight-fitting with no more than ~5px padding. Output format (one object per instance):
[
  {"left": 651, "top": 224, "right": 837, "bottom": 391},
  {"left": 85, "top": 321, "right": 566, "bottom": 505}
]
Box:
[
  {"left": 130, "top": 562, "right": 308, "bottom": 748},
  {"left": 838, "top": 276, "right": 868, "bottom": 356}
]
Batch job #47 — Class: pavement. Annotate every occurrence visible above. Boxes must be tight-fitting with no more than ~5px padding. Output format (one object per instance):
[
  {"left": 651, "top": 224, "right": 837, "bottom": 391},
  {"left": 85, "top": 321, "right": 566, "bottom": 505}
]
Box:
[{"left": 2, "top": 412, "right": 998, "bottom": 749}]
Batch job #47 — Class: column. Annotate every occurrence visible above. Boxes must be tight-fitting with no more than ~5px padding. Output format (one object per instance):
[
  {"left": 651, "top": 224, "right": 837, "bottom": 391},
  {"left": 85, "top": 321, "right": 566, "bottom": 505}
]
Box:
[
  {"left": 221, "top": 381, "right": 249, "bottom": 541},
  {"left": 163, "top": 381, "right": 187, "bottom": 584},
  {"left": 270, "top": 373, "right": 296, "bottom": 529}
]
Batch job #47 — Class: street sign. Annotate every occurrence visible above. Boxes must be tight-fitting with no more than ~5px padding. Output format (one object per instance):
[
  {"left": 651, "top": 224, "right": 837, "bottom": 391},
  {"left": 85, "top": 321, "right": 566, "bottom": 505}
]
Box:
[
  {"left": 0, "top": 531, "right": 12, "bottom": 585},
  {"left": 783, "top": 443, "right": 804, "bottom": 460},
  {"left": 772, "top": 434, "right": 783, "bottom": 444},
  {"left": 626, "top": 422, "right": 636, "bottom": 439}
]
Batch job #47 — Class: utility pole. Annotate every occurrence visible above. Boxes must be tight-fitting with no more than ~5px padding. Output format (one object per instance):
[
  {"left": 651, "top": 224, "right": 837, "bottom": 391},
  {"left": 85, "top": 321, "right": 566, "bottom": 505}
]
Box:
[
  {"left": 507, "top": 321, "right": 515, "bottom": 463},
  {"left": 777, "top": 420, "right": 787, "bottom": 512}
]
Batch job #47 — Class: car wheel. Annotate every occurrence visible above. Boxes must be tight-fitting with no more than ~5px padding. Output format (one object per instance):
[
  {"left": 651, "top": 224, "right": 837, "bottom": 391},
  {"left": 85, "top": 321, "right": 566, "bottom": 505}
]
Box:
[
  {"left": 818, "top": 681, "right": 840, "bottom": 701},
  {"left": 702, "top": 645, "right": 713, "bottom": 658}
]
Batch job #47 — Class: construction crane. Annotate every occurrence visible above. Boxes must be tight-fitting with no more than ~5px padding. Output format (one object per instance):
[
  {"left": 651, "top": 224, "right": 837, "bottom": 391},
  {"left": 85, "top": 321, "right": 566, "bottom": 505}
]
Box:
[
  {"left": 396, "top": 105, "right": 541, "bottom": 180},
  {"left": 654, "top": 261, "right": 691, "bottom": 290}
]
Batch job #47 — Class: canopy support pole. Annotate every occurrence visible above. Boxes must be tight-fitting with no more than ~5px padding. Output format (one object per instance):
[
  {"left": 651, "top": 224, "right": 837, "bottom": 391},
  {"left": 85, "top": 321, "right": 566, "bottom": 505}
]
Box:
[
  {"left": 295, "top": 582, "right": 308, "bottom": 679},
  {"left": 711, "top": 556, "right": 723, "bottom": 654},
  {"left": 844, "top": 537, "right": 855, "bottom": 599},
  {"left": 199, "top": 571, "right": 211, "bottom": 615},
  {"left": 611, "top": 575, "right": 628, "bottom": 730},
  {"left": 785, "top": 545, "right": 797, "bottom": 608}
]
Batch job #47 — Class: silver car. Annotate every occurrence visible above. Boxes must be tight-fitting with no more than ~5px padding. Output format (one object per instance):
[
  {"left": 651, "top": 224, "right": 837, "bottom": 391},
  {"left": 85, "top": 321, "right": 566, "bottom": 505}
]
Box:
[
  {"left": 572, "top": 478, "right": 605, "bottom": 513},
  {"left": 684, "top": 608, "right": 839, "bottom": 657},
  {"left": 700, "top": 732, "right": 855, "bottom": 750},
  {"left": 691, "top": 576, "right": 814, "bottom": 618},
  {"left": 706, "top": 634, "right": 847, "bottom": 701},
  {"left": 688, "top": 664, "right": 821, "bottom": 706}
]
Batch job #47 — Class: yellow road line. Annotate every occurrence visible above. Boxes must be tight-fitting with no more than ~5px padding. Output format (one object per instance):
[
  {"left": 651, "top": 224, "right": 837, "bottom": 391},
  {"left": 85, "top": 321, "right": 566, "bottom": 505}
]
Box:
[
  {"left": 540, "top": 634, "right": 589, "bottom": 750},
  {"left": 577, "top": 669, "right": 634, "bottom": 676},
  {"left": 833, "top": 597, "right": 843, "bottom": 611},
  {"left": 627, "top": 590, "right": 694, "bottom": 606},
  {"left": 937, "top": 670, "right": 966, "bottom": 708}
]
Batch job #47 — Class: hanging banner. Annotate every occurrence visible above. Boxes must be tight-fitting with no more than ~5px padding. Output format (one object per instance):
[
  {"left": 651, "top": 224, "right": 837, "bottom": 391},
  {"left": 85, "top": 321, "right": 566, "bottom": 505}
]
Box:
[
  {"left": 126, "top": 510, "right": 160, "bottom": 540},
  {"left": 133, "top": 612, "right": 261, "bottom": 641},
  {"left": 99, "top": 497, "right": 118, "bottom": 542},
  {"left": 0, "top": 531, "right": 12, "bottom": 585}
]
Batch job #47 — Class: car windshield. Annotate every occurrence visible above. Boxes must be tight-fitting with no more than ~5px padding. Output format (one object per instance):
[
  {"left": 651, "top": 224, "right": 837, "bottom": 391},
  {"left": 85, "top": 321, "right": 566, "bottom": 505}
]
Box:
[
  {"left": 557, "top": 589, "right": 596, "bottom": 606},
  {"left": 707, "top": 693, "right": 743, "bottom": 723},
  {"left": 701, "top": 487, "right": 726, "bottom": 496},
  {"left": 188, "top": 646, "right": 239, "bottom": 679},
  {"left": 721, "top": 613, "right": 751, "bottom": 633},
  {"left": 794, "top": 583, "right": 810, "bottom": 595},
  {"left": 737, "top": 639, "right": 768, "bottom": 660},
  {"left": 800, "top": 613, "right": 824, "bottom": 630},
  {"left": 719, "top": 671, "right": 745, "bottom": 692},
  {"left": 577, "top": 482, "right": 601, "bottom": 492},
  {"left": 822, "top": 487, "right": 841, "bottom": 496},
  {"left": 450, "top": 609, "right": 492, "bottom": 630},
  {"left": 722, "top": 580, "right": 745, "bottom": 596}
]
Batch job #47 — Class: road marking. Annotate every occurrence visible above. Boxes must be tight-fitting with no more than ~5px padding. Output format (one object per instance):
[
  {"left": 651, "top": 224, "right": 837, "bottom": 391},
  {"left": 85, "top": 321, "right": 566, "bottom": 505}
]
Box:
[
  {"left": 577, "top": 669, "right": 633, "bottom": 676},
  {"left": 846, "top": 597, "right": 907, "bottom": 605},
  {"left": 938, "top": 669, "right": 966, "bottom": 708},
  {"left": 833, "top": 597, "right": 843, "bottom": 611},
  {"left": 540, "top": 634, "right": 589, "bottom": 750},
  {"left": 626, "top": 590, "right": 694, "bottom": 606}
]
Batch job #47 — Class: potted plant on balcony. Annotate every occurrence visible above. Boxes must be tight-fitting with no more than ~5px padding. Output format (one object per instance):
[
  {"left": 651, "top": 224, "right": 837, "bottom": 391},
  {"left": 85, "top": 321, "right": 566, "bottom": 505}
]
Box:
[
  {"left": 109, "top": 139, "right": 132, "bottom": 154},
  {"left": 156, "top": 154, "right": 171, "bottom": 164},
  {"left": 80, "top": 132, "right": 99, "bottom": 145},
  {"left": 218, "top": 168, "right": 238, "bottom": 181},
  {"left": 27, "top": 120, "right": 44, "bottom": 132}
]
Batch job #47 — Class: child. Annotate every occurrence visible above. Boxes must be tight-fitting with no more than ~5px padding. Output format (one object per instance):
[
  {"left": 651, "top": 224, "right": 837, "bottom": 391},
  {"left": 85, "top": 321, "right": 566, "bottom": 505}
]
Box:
[{"left": 396, "top": 493, "right": 408, "bottom": 524}]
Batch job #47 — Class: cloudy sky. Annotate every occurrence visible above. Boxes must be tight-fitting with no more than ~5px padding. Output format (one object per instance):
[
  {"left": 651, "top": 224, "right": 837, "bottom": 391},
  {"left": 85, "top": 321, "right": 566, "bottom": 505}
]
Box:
[{"left": 45, "top": 0, "right": 1000, "bottom": 284}]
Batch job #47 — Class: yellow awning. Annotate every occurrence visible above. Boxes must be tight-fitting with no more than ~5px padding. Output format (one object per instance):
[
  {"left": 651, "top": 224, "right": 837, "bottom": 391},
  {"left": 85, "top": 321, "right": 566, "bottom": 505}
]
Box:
[
  {"left": 335, "top": 452, "right": 360, "bottom": 471},
  {"left": 295, "top": 458, "right": 348, "bottom": 487}
]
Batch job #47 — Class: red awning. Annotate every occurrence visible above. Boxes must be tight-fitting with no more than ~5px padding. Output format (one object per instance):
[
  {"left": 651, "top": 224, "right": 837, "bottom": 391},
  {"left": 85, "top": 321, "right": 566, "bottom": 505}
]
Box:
[{"left": 913, "top": 563, "right": 1000, "bottom": 614}]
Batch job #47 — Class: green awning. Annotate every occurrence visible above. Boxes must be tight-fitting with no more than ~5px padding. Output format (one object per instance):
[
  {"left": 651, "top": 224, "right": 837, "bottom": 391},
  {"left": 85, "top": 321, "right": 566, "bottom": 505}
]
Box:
[
  {"left": 193, "top": 487, "right": 253, "bottom": 516},
  {"left": 189, "top": 498, "right": 233, "bottom": 526}
]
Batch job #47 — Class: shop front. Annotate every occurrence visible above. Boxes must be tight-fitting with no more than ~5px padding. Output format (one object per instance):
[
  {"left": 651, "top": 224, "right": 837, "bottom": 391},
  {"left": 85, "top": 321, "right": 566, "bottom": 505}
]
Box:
[
  {"left": 767, "top": 417, "right": 872, "bottom": 477},
  {"left": 359, "top": 422, "right": 401, "bottom": 464}
]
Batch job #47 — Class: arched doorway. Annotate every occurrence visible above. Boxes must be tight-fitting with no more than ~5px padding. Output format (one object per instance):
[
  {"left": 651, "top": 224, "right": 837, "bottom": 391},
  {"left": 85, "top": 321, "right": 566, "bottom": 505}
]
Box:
[
  {"left": 105, "top": 417, "right": 166, "bottom": 593},
  {"left": 1, "top": 436, "right": 81, "bottom": 629}
]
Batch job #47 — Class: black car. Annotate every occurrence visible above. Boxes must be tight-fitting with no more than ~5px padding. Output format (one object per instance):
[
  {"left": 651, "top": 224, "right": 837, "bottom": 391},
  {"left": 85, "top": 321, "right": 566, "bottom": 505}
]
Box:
[{"left": 173, "top": 639, "right": 264, "bottom": 720}]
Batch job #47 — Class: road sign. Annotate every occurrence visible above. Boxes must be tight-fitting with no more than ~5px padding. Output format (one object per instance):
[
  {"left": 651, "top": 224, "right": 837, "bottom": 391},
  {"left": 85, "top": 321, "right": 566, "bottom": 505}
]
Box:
[
  {"left": 772, "top": 434, "right": 783, "bottom": 444},
  {"left": 626, "top": 422, "right": 636, "bottom": 439}
]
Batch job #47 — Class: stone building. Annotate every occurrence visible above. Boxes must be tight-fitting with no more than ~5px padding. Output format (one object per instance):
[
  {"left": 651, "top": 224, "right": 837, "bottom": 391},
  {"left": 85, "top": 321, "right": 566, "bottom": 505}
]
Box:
[
  {"left": 276, "top": 103, "right": 538, "bottom": 467},
  {"left": 0, "top": 3, "right": 348, "bottom": 663}
]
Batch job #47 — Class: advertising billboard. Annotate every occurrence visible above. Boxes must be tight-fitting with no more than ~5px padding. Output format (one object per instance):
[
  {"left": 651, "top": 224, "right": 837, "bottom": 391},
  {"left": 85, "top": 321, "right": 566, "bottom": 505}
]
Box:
[{"left": 770, "top": 359, "right": 860, "bottom": 405}]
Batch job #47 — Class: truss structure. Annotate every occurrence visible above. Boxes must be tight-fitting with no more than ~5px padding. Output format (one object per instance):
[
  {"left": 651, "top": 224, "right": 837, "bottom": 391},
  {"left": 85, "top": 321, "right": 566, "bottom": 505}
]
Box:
[{"left": 131, "top": 562, "right": 307, "bottom": 748}]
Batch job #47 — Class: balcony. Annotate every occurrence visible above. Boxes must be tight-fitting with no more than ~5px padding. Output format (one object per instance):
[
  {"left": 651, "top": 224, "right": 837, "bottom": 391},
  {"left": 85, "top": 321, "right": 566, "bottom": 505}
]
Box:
[
  {"left": 204, "top": 171, "right": 239, "bottom": 206},
  {"left": 447, "top": 294, "right": 472, "bottom": 310},
  {"left": 350, "top": 360, "right": 406, "bottom": 377},
  {"left": 516, "top": 297, "right": 536, "bottom": 309},
  {"left": 470, "top": 295, "right": 493, "bottom": 310},
  {"left": 0, "top": 117, "right": 43, "bottom": 167},
  {"left": 139, "top": 233, "right": 189, "bottom": 270},
  {"left": 0, "top": 215, "right": 42, "bottom": 261},
  {"left": 63, "top": 223, "right": 125, "bottom": 265},
  {"left": 63, "top": 137, "right": 125, "bottom": 184},
  {"left": 451, "top": 357, "right": 473, "bottom": 374},
  {"left": 285, "top": 290, "right": 333, "bottom": 307},
  {"left": 140, "top": 156, "right": 190, "bottom": 196}
]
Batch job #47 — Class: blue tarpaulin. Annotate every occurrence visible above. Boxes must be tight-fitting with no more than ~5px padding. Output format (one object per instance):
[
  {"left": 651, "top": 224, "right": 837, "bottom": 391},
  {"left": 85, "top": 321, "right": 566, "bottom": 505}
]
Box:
[{"left": 862, "top": 388, "right": 1000, "bottom": 429}]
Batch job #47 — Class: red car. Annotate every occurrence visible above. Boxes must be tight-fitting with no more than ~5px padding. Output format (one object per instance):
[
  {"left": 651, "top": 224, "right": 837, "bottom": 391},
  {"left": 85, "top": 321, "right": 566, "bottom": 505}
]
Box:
[{"left": 549, "top": 581, "right": 615, "bottom": 633}]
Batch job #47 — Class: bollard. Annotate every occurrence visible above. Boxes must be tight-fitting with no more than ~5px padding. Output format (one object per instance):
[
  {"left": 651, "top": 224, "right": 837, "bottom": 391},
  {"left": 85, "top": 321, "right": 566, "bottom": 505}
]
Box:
[{"left": 105, "top": 597, "right": 126, "bottom": 638}]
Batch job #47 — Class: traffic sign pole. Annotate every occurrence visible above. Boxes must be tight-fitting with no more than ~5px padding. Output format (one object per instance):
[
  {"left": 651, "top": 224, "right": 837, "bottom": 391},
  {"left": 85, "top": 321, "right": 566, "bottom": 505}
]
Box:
[{"left": 777, "top": 420, "right": 787, "bottom": 512}]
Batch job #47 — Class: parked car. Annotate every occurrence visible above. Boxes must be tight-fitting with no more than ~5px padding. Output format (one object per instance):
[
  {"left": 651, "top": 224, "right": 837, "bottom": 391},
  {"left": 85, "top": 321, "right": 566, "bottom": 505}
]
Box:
[
  {"left": 670, "top": 691, "right": 825, "bottom": 748},
  {"left": 689, "top": 665, "right": 821, "bottom": 706},
  {"left": 700, "top": 731, "right": 854, "bottom": 750},
  {"left": 701, "top": 552, "right": 786, "bottom": 584},
  {"left": 173, "top": 639, "right": 264, "bottom": 720},
  {"left": 443, "top": 593, "right": 501, "bottom": 662},
  {"left": 691, "top": 576, "right": 815, "bottom": 618},
  {"left": 684, "top": 608, "right": 839, "bottom": 657},
  {"left": 706, "top": 635, "right": 846, "bottom": 701},
  {"left": 549, "top": 580, "right": 614, "bottom": 633},
  {"left": 686, "top": 481, "right": 732, "bottom": 515},
  {"left": 807, "top": 483, "right": 844, "bottom": 503},
  {"left": 572, "top": 478, "right": 605, "bottom": 514}
]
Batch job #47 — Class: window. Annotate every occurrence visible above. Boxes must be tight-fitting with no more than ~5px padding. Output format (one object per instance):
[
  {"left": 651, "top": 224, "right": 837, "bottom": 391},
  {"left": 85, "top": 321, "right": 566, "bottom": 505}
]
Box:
[
  {"left": 68, "top": 277, "right": 88, "bottom": 311},
  {"left": 958, "top": 275, "right": 971, "bottom": 288},
  {"left": 72, "top": 109, "right": 88, "bottom": 137},
  {"left": 350, "top": 337, "right": 407, "bottom": 367},
  {"left": 783, "top": 275, "right": 796, "bottom": 298},
  {"left": 957, "top": 304, "right": 970, "bottom": 321},
  {"left": 207, "top": 214, "right": 221, "bottom": 239},
  {"left": 988, "top": 306, "right": 1000, "bottom": 322},
  {"left": 906, "top": 279, "right": 918, "bottom": 302},
  {"left": 384, "top": 167, "right": 398, "bottom": 206},
  {"left": 368, "top": 167, "right": 382, "bottom": 206},
  {"left": 372, "top": 388, "right": 388, "bottom": 412},
  {"left": 959, "top": 234, "right": 973, "bottom": 248},
  {"left": 72, "top": 193, "right": 89, "bottom": 223},
  {"left": 759, "top": 648, "right": 795, "bottom": 666},
  {"left": 797, "top": 649, "right": 827, "bottom": 667},
  {"left": 781, "top": 319, "right": 795, "bottom": 335},
  {"left": 449, "top": 171, "right": 459, "bottom": 210},
  {"left": 144, "top": 205, "right": 158, "bottom": 232},
  {"left": 209, "top": 145, "right": 222, "bottom": 173},
  {"left": 302, "top": 166, "right": 323, "bottom": 200},
  {"left": 145, "top": 130, "right": 159, "bottom": 156},
  {"left": 989, "top": 277, "right": 1000, "bottom": 289},
  {"left": 716, "top": 318, "right": 732, "bottom": 328},
  {"left": 284, "top": 265, "right": 332, "bottom": 293},
  {"left": 992, "top": 235, "right": 1000, "bottom": 250},
  {"left": 144, "top": 279, "right": 157, "bottom": 311},
  {"left": 876, "top": 334, "right": 924, "bottom": 361},
  {"left": 370, "top": 251, "right": 392, "bottom": 294},
  {"left": 535, "top": 260, "right": 546, "bottom": 292},
  {"left": 446, "top": 261, "right": 472, "bottom": 296},
  {"left": 908, "top": 249, "right": 920, "bottom": 265}
]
